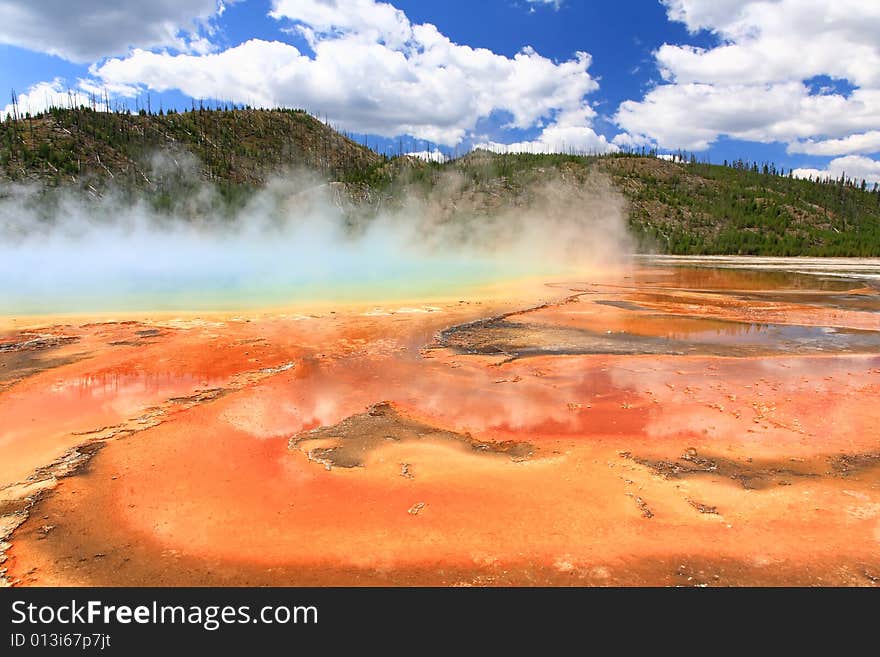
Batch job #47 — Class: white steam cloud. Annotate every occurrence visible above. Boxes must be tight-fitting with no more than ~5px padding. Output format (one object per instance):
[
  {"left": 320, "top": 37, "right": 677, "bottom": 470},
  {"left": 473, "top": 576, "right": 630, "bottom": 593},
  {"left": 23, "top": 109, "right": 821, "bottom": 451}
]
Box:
[{"left": 0, "top": 165, "right": 632, "bottom": 314}]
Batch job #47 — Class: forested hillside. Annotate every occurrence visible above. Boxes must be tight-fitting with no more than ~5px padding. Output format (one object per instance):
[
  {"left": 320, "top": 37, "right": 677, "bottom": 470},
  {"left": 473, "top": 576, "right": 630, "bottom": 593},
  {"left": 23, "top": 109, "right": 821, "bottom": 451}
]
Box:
[
  {"left": 2, "top": 107, "right": 879, "bottom": 256},
  {"left": 0, "top": 106, "right": 380, "bottom": 187},
  {"left": 602, "top": 155, "right": 880, "bottom": 256}
]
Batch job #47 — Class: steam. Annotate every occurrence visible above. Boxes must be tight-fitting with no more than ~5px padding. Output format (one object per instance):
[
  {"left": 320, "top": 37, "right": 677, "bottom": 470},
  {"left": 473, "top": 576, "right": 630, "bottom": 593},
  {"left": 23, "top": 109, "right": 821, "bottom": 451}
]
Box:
[{"left": 0, "top": 160, "right": 633, "bottom": 314}]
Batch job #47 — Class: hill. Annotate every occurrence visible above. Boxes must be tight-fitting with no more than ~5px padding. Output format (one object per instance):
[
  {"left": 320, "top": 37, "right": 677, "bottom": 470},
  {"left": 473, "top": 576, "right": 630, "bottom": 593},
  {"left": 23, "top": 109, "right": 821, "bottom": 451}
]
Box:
[
  {"left": 2, "top": 108, "right": 879, "bottom": 256},
  {"left": 0, "top": 106, "right": 380, "bottom": 188},
  {"left": 354, "top": 150, "right": 880, "bottom": 256},
  {"left": 600, "top": 154, "right": 880, "bottom": 256}
]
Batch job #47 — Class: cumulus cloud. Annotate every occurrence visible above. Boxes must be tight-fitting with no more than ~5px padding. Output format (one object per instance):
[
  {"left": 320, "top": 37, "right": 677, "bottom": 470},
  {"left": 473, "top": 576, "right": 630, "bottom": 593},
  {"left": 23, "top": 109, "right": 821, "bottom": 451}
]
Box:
[
  {"left": 660, "top": 0, "right": 745, "bottom": 33},
  {"left": 475, "top": 106, "right": 616, "bottom": 154},
  {"left": 659, "top": 0, "right": 880, "bottom": 87},
  {"left": 788, "top": 131, "right": 880, "bottom": 157},
  {"left": 657, "top": 0, "right": 880, "bottom": 87},
  {"left": 618, "top": 82, "right": 880, "bottom": 151},
  {"left": 615, "top": 0, "right": 880, "bottom": 154},
  {"left": 0, "top": 0, "right": 227, "bottom": 63},
  {"left": 406, "top": 150, "right": 449, "bottom": 163},
  {"left": 792, "top": 155, "right": 880, "bottom": 186},
  {"left": 0, "top": 79, "right": 91, "bottom": 119},
  {"left": 270, "top": 0, "right": 412, "bottom": 47},
  {"left": 90, "top": 0, "right": 604, "bottom": 148}
]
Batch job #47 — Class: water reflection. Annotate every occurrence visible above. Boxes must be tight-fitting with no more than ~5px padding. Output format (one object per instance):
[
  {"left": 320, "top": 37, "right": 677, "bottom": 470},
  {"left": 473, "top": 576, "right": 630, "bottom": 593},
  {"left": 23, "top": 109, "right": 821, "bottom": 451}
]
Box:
[{"left": 49, "top": 371, "right": 214, "bottom": 398}]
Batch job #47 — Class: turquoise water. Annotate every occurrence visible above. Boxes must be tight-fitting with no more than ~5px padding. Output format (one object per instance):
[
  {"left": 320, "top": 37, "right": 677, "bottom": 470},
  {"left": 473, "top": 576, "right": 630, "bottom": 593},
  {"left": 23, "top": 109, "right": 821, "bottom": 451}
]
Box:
[
  {"left": 0, "top": 234, "right": 562, "bottom": 314},
  {"left": 0, "top": 183, "right": 629, "bottom": 315}
]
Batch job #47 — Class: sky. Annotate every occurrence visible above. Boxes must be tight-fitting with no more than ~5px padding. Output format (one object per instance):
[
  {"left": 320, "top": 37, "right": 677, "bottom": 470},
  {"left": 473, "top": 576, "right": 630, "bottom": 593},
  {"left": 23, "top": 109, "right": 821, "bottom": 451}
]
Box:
[{"left": 0, "top": 0, "right": 878, "bottom": 183}]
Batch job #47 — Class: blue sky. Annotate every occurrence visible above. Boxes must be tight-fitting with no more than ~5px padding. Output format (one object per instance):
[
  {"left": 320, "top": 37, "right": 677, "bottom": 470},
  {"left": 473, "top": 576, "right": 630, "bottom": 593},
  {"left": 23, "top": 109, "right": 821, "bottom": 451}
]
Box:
[{"left": 1, "top": 0, "right": 878, "bottom": 182}]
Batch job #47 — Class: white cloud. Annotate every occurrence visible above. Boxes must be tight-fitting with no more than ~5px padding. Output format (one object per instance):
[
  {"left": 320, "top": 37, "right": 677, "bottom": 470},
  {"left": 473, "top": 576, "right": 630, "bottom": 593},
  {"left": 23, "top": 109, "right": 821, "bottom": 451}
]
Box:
[
  {"left": 788, "top": 131, "right": 880, "bottom": 157},
  {"left": 615, "top": 0, "right": 880, "bottom": 154},
  {"left": 617, "top": 82, "right": 880, "bottom": 151},
  {"left": 792, "top": 155, "right": 880, "bottom": 185},
  {"left": 475, "top": 106, "right": 616, "bottom": 154},
  {"left": 0, "top": 0, "right": 227, "bottom": 62},
  {"left": 610, "top": 132, "right": 651, "bottom": 150},
  {"left": 406, "top": 149, "right": 449, "bottom": 163},
  {"left": 659, "top": 0, "right": 880, "bottom": 87},
  {"left": 91, "top": 0, "right": 604, "bottom": 148},
  {"left": 660, "top": 0, "right": 746, "bottom": 33},
  {"left": 0, "top": 79, "right": 91, "bottom": 119},
  {"left": 270, "top": 0, "right": 411, "bottom": 47}
]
